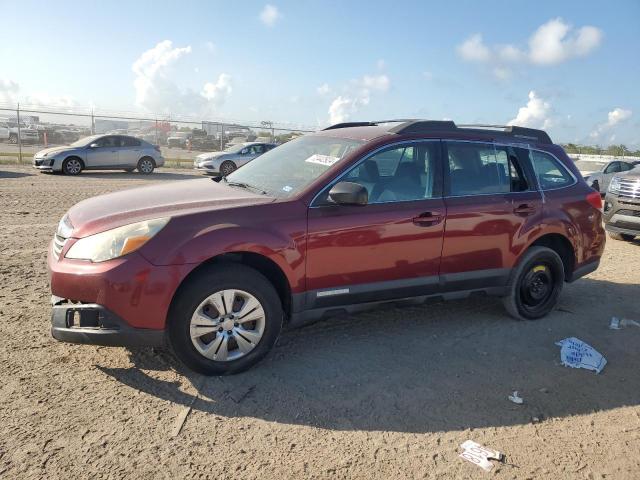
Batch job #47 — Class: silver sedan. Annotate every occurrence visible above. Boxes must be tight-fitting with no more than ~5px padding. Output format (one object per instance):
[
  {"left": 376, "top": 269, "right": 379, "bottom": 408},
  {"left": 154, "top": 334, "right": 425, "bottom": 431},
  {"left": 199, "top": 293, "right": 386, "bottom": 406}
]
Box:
[
  {"left": 194, "top": 142, "right": 277, "bottom": 176},
  {"left": 33, "top": 134, "right": 165, "bottom": 175}
]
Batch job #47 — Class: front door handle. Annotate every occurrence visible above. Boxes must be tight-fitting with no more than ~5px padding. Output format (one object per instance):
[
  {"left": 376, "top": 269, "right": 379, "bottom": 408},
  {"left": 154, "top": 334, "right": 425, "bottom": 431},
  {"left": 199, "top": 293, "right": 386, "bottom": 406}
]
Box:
[
  {"left": 513, "top": 203, "right": 536, "bottom": 216},
  {"left": 412, "top": 211, "right": 443, "bottom": 226}
]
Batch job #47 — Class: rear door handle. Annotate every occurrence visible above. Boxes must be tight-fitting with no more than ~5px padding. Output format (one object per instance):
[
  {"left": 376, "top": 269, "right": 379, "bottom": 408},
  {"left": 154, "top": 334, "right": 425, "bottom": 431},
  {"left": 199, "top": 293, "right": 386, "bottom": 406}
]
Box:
[
  {"left": 513, "top": 203, "right": 536, "bottom": 216},
  {"left": 412, "top": 211, "right": 443, "bottom": 226}
]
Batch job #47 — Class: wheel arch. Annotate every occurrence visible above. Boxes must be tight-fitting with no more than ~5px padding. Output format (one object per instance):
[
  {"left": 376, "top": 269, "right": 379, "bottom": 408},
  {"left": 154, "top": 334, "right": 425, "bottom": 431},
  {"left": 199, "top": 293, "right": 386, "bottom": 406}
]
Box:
[
  {"left": 167, "top": 251, "right": 293, "bottom": 325},
  {"left": 526, "top": 233, "right": 575, "bottom": 280}
]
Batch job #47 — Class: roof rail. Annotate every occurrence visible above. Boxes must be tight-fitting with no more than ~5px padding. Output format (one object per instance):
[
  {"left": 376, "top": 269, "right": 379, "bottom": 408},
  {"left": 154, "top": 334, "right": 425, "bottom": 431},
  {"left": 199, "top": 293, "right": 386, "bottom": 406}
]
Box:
[
  {"left": 322, "top": 122, "right": 377, "bottom": 130},
  {"left": 322, "top": 119, "right": 553, "bottom": 144}
]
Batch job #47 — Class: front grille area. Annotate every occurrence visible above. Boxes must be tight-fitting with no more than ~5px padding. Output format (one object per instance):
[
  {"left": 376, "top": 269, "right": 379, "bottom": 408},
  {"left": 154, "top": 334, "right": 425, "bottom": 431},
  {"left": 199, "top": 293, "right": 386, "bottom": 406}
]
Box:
[
  {"left": 616, "top": 178, "right": 640, "bottom": 199},
  {"left": 52, "top": 234, "right": 67, "bottom": 260},
  {"left": 616, "top": 209, "right": 640, "bottom": 218}
]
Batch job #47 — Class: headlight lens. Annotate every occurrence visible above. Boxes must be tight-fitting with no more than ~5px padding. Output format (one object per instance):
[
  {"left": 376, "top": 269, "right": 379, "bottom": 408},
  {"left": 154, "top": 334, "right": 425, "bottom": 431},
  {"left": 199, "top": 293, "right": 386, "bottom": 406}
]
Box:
[
  {"left": 609, "top": 177, "right": 621, "bottom": 193},
  {"left": 66, "top": 217, "right": 169, "bottom": 262}
]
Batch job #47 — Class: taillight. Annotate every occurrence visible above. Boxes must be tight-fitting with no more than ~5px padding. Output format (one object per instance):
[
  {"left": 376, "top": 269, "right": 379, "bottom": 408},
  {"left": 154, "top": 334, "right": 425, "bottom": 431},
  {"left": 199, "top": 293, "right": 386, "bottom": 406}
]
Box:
[{"left": 586, "top": 191, "right": 602, "bottom": 210}]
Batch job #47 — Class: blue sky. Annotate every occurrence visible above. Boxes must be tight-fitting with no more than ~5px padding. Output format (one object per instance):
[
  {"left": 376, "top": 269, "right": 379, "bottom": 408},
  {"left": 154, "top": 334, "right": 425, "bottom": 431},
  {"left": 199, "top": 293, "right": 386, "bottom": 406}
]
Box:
[{"left": 1, "top": 0, "right": 639, "bottom": 146}]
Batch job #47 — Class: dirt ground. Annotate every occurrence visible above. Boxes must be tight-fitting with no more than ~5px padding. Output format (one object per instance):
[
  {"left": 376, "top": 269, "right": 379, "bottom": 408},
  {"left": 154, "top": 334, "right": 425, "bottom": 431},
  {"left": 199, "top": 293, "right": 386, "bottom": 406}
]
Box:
[{"left": 1, "top": 165, "right": 639, "bottom": 479}]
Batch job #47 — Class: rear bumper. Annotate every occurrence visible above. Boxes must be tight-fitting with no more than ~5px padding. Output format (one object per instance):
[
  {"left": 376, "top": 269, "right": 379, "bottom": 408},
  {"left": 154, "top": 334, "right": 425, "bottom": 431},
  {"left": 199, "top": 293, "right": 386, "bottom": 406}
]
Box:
[
  {"left": 567, "top": 258, "right": 600, "bottom": 282},
  {"left": 51, "top": 301, "right": 164, "bottom": 347}
]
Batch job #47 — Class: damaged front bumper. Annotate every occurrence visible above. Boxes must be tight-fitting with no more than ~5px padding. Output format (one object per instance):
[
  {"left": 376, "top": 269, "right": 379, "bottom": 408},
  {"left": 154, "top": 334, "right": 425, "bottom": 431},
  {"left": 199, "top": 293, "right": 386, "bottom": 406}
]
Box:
[{"left": 51, "top": 298, "right": 165, "bottom": 347}]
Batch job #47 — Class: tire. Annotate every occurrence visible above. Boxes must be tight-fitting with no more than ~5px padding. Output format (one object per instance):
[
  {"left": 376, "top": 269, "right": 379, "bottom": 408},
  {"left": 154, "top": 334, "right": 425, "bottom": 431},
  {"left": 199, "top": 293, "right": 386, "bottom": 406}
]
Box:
[
  {"left": 167, "top": 264, "right": 283, "bottom": 375},
  {"left": 220, "top": 160, "right": 237, "bottom": 176},
  {"left": 503, "top": 246, "right": 565, "bottom": 321},
  {"left": 62, "top": 157, "right": 83, "bottom": 175},
  {"left": 608, "top": 231, "right": 635, "bottom": 241},
  {"left": 137, "top": 157, "right": 155, "bottom": 174}
]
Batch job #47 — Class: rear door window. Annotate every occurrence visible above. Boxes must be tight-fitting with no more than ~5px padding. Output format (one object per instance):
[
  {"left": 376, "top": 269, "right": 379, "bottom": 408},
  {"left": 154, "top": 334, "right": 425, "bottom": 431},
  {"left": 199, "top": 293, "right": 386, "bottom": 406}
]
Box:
[
  {"left": 121, "top": 136, "right": 141, "bottom": 147},
  {"left": 529, "top": 150, "right": 575, "bottom": 190},
  {"left": 445, "top": 142, "right": 529, "bottom": 196}
]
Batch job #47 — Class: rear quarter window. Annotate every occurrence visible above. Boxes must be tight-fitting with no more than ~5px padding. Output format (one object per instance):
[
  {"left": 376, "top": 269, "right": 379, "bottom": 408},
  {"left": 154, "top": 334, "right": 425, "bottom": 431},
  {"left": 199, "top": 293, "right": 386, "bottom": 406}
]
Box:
[{"left": 530, "top": 150, "right": 575, "bottom": 190}]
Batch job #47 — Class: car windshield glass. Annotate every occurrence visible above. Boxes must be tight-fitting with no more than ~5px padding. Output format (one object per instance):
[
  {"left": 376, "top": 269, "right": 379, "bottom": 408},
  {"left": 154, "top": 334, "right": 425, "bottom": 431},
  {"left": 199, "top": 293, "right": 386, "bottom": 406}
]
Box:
[
  {"left": 70, "top": 135, "right": 100, "bottom": 147},
  {"left": 225, "top": 136, "right": 363, "bottom": 198},
  {"left": 224, "top": 144, "right": 246, "bottom": 153},
  {"left": 575, "top": 160, "right": 607, "bottom": 171}
]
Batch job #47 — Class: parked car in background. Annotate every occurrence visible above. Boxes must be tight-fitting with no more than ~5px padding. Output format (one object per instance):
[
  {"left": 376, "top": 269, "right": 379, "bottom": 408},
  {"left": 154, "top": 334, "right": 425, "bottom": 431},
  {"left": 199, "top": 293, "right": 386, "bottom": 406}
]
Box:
[
  {"left": 33, "top": 134, "right": 164, "bottom": 175},
  {"left": 8, "top": 125, "right": 39, "bottom": 144},
  {"left": 575, "top": 158, "right": 640, "bottom": 193},
  {"left": 604, "top": 169, "right": 640, "bottom": 241},
  {"left": 49, "top": 120, "right": 605, "bottom": 375},
  {"left": 0, "top": 121, "right": 9, "bottom": 142},
  {"left": 166, "top": 131, "right": 191, "bottom": 148},
  {"left": 194, "top": 142, "right": 277, "bottom": 175}
]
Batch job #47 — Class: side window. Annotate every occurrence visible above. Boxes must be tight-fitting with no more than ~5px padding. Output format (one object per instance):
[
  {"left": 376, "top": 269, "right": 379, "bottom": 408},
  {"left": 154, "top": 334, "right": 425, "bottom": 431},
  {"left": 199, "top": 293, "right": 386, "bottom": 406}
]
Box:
[
  {"left": 446, "top": 142, "right": 528, "bottom": 196},
  {"left": 604, "top": 162, "right": 621, "bottom": 174},
  {"left": 96, "top": 136, "right": 117, "bottom": 148},
  {"left": 342, "top": 142, "right": 440, "bottom": 203},
  {"left": 530, "top": 150, "right": 574, "bottom": 190},
  {"left": 620, "top": 162, "right": 633, "bottom": 172},
  {"left": 122, "top": 136, "right": 141, "bottom": 147}
]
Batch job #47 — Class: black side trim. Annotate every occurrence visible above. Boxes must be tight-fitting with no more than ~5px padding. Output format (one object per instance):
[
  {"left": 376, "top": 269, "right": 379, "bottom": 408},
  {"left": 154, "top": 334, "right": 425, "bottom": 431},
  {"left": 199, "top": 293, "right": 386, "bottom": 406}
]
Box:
[
  {"left": 567, "top": 259, "right": 600, "bottom": 283},
  {"left": 289, "top": 268, "right": 511, "bottom": 327},
  {"left": 51, "top": 303, "right": 164, "bottom": 347}
]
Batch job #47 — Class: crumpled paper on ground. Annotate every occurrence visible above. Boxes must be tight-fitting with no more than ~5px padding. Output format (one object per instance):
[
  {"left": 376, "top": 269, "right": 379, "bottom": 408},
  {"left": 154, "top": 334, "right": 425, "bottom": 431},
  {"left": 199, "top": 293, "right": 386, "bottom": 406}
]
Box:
[{"left": 555, "top": 337, "right": 607, "bottom": 374}]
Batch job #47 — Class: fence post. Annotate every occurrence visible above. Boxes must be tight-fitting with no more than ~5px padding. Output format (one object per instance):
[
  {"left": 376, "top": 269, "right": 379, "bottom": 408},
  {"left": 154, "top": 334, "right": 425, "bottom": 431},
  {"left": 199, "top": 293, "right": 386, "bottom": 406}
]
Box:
[
  {"left": 220, "top": 123, "right": 225, "bottom": 150},
  {"left": 16, "top": 103, "right": 22, "bottom": 165},
  {"left": 90, "top": 109, "right": 95, "bottom": 135}
]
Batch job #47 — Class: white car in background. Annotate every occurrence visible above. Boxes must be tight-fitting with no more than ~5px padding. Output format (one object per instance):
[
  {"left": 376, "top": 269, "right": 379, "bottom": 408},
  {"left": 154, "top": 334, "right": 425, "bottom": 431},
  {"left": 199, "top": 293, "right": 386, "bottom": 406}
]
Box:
[
  {"left": 0, "top": 121, "right": 9, "bottom": 142},
  {"left": 574, "top": 158, "right": 640, "bottom": 193}
]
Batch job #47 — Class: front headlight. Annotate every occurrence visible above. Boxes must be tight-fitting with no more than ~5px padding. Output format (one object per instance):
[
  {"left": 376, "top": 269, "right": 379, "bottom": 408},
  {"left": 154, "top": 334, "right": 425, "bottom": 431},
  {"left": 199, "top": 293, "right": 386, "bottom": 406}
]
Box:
[
  {"left": 65, "top": 217, "right": 169, "bottom": 262},
  {"left": 609, "top": 177, "right": 621, "bottom": 193}
]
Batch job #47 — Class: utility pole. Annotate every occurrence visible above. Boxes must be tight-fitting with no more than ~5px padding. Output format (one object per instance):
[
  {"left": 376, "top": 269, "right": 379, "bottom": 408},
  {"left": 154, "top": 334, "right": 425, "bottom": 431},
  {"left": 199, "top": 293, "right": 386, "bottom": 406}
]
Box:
[
  {"left": 16, "top": 103, "right": 22, "bottom": 164},
  {"left": 90, "top": 108, "right": 95, "bottom": 135}
]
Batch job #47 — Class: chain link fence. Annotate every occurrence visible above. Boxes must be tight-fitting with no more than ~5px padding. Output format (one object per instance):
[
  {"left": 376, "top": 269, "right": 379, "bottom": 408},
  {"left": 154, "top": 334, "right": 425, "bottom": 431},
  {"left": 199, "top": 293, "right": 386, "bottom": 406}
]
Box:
[{"left": 0, "top": 103, "right": 315, "bottom": 168}]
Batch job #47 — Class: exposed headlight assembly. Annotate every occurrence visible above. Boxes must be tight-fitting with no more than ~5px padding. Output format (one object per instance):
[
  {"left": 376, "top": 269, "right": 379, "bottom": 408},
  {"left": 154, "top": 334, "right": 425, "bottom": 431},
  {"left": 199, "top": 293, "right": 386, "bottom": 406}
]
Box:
[
  {"left": 65, "top": 218, "right": 169, "bottom": 262},
  {"left": 608, "top": 177, "right": 621, "bottom": 194}
]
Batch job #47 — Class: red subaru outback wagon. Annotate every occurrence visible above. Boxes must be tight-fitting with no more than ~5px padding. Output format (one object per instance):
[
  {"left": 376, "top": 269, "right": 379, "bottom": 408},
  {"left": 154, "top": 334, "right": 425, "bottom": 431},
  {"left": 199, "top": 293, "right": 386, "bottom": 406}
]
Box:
[{"left": 49, "top": 120, "right": 605, "bottom": 374}]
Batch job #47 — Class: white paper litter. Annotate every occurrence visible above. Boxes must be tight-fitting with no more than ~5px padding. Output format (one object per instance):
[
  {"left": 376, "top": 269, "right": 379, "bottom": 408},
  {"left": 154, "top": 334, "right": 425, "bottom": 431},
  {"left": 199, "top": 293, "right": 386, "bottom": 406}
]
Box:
[
  {"left": 459, "top": 440, "right": 503, "bottom": 472},
  {"left": 555, "top": 337, "right": 607, "bottom": 374},
  {"left": 508, "top": 391, "right": 524, "bottom": 404},
  {"left": 610, "top": 317, "right": 640, "bottom": 329}
]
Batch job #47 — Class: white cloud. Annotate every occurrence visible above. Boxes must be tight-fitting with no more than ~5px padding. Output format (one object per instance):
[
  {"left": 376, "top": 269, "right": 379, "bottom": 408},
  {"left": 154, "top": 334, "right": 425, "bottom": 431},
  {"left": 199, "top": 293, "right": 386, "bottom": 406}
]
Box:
[
  {"left": 529, "top": 19, "right": 602, "bottom": 65},
  {"left": 361, "top": 74, "right": 390, "bottom": 92},
  {"left": 316, "top": 83, "right": 330, "bottom": 95},
  {"left": 0, "top": 78, "right": 76, "bottom": 109},
  {"left": 326, "top": 73, "right": 390, "bottom": 124},
  {"left": 132, "top": 40, "right": 231, "bottom": 115},
  {"left": 457, "top": 34, "right": 491, "bottom": 62},
  {"left": 457, "top": 18, "right": 602, "bottom": 78},
  {"left": 201, "top": 74, "right": 232, "bottom": 106},
  {"left": 590, "top": 107, "right": 632, "bottom": 138},
  {"left": 508, "top": 91, "right": 552, "bottom": 129},
  {"left": 260, "top": 4, "right": 281, "bottom": 27}
]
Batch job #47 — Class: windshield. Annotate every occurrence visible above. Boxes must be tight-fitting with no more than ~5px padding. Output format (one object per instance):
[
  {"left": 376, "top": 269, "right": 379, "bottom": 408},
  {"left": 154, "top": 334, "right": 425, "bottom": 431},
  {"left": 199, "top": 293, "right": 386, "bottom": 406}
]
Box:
[
  {"left": 70, "top": 135, "right": 101, "bottom": 147},
  {"left": 226, "top": 135, "right": 363, "bottom": 198},
  {"left": 575, "top": 160, "right": 606, "bottom": 172},
  {"left": 224, "top": 144, "right": 246, "bottom": 153}
]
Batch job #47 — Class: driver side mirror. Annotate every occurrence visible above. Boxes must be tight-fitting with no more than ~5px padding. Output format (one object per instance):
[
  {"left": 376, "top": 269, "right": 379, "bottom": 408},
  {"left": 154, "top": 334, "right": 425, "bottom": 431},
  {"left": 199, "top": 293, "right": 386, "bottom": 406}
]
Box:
[{"left": 328, "top": 181, "right": 368, "bottom": 206}]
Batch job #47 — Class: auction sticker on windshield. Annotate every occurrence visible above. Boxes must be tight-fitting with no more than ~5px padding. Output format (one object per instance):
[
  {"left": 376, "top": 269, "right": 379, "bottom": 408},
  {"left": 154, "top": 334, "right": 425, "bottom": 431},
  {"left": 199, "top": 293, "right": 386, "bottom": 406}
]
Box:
[{"left": 305, "top": 154, "right": 340, "bottom": 166}]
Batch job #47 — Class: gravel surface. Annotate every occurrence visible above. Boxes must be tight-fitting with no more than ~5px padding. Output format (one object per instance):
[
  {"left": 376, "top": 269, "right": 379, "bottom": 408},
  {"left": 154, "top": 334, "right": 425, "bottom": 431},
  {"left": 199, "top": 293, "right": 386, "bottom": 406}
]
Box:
[{"left": 1, "top": 165, "right": 639, "bottom": 479}]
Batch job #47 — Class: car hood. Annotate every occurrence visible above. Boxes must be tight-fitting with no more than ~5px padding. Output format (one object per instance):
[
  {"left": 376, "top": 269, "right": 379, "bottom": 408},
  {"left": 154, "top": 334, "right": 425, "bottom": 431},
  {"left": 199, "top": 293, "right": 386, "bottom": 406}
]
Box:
[
  {"left": 35, "top": 146, "right": 76, "bottom": 157},
  {"left": 196, "top": 152, "right": 225, "bottom": 162},
  {"left": 66, "top": 178, "right": 274, "bottom": 238}
]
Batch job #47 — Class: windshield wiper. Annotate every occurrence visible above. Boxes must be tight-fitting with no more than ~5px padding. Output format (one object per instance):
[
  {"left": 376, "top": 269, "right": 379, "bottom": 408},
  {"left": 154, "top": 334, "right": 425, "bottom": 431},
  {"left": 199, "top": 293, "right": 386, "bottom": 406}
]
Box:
[{"left": 224, "top": 179, "right": 268, "bottom": 195}]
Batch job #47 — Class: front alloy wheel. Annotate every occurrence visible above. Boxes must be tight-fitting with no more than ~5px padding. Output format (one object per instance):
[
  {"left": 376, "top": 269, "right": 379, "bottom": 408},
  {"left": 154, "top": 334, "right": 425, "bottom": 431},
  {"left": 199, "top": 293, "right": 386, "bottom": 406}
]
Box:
[
  {"left": 168, "top": 264, "right": 283, "bottom": 375},
  {"left": 190, "top": 289, "right": 265, "bottom": 362}
]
